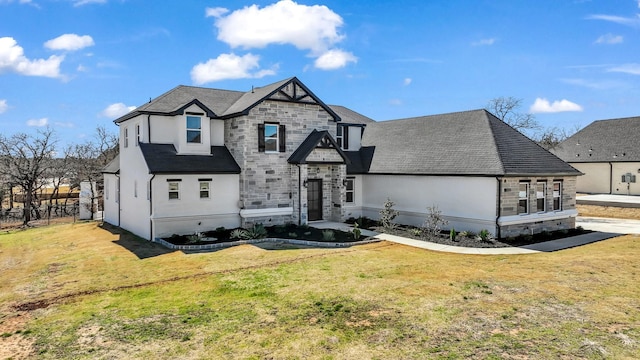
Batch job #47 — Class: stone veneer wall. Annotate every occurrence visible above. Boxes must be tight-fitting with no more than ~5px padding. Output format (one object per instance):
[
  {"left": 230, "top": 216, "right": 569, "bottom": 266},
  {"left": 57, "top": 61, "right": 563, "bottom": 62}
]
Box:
[
  {"left": 224, "top": 100, "right": 345, "bottom": 227},
  {"left": 498, "top": 175, "right": 578, "bottom": 237}
]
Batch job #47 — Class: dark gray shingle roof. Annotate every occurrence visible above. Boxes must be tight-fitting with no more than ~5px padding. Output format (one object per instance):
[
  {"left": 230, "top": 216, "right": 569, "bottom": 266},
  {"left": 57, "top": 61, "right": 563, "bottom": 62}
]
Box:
[
  {"left": 329, "top": 105, "right": 376, "bottom": 125},
  {"left": 551, "top": 116, "right": 640, "bottom": 163},
  {"left": 359, "top": 109, "right": 579, "bottom": 176},
  {"left": 101, "top": 154, "right": 120, "bottom": 174},
  {"left": 139, "top": 143, "right": 241, "bottom": 174}
]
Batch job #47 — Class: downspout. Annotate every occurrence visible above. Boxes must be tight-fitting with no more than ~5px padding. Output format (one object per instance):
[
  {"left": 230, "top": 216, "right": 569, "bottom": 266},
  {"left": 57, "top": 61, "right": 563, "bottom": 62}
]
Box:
[
  {"left": 147, "top": 115, "right": 151, "bottom": 142},
  {"left": 609, "top": 162, "right": 613, "bottom": 194},
  {"left": 495, "top": 177, "right": 502, "bottom": 240},
  {"left": 297, "top": 164, "right": 302, "bottom": 226},
  {"left": 149, "top": 174, "right": 155, "bottom": 241}
]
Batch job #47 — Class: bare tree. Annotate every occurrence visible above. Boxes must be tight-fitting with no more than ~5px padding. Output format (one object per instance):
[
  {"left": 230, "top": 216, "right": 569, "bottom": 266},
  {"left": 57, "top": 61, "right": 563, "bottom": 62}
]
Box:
[
  {"left": 534, "top": 126, "right": 578, "bottom": 150},
  {"left": 68, "top": 126, "right": 118, "bottom": 219},
  {"left": 487, "top": 96, "right": 541, "bottom": 134},
  {"left": 0, "top": 128, "right": 57, "bottom": 225}
]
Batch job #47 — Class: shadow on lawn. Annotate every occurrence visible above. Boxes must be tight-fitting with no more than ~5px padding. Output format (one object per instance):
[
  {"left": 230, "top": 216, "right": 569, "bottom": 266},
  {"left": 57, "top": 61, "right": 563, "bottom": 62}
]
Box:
[{"left": 100, "top": 223, "right": 176, "bottom": 259}]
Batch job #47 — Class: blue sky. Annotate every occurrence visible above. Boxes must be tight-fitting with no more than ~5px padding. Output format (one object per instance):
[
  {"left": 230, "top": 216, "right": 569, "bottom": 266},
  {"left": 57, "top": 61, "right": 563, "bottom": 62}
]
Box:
[{"left": 1, "top": 0, "right": 639, "bottom": 149}]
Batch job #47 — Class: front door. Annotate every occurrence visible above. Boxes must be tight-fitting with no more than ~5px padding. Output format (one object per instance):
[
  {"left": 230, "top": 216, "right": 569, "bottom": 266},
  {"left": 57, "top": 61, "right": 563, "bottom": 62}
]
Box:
[{"left": 307, "top": 179, "right": 323, "bottom": 221}]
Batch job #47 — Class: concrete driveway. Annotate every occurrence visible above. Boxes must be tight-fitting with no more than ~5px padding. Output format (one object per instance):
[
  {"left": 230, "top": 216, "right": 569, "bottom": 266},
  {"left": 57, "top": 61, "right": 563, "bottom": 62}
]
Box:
[{"left": 577, "top": 216, "right": 640, "bottom": 234}]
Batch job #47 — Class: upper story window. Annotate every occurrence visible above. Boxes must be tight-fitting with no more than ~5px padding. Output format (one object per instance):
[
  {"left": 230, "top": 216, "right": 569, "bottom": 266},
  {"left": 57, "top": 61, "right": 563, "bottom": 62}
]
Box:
[
  {"left": 536, "top": 182, "right": 546, "bottom": 213},
  {"left": 345, "top": 177, "right": 355, "bottom": 203},
  {"left": 135, "top": 124, "right": 141, "bottom": 146},
  {"left": 518, "top": 182, "right": 529, "bottom": 215},
  {"left": 199, "top": 179, "right": 211, "bottom": 199},
  {"left": 258, "top": 123, "right": 286, "bottom": 153},
  {"left": 168, "top": 180, "right": 181, "bottom": 200},
  {"left": 553, "top": 181, "right": 562, "bottom": 211},
  {"left": 124, "top": 127, "right": 129, "bottom": 148},
  {"left": 186, "top": 116, "right": 202, "bottom": 143},
  {"left": 336, "top": 124, "right": 349, "bottom": 150}
]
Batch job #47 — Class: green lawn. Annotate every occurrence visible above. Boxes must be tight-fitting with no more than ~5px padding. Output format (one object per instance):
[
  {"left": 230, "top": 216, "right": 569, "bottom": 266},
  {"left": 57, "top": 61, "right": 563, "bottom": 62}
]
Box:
[{"left": 1, "top": 222, "right": 639, "bottom": 359}]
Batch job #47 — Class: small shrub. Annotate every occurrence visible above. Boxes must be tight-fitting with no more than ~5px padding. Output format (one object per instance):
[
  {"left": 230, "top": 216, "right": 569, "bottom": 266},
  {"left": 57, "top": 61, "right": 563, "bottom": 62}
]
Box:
[
  {"left": 379, "top": 198, "right": 400, "bottom": 231},
  {"left": 409, "top": 227, "right": 422, "bottom": 237},
  {"left": 423, "top": 205, "right": 448, "bottom": 237},
  {"left": 576, "top": 225, "right": 584, "bottom": 232},
  {"left": 478, "top": 229, "right": 492, "bottom": 242},
  {"left": 215, "top": 226, "right": 226, "bottom": 233},
  {"left": 230, "top": 229, "right": 250, "bottom": 240},
  {"left": 322, "top": 230, "right": 336, "bottom": 241},
  {"left": 288, "top": 232, "right": 298, "bottom": 238},
  {"left": 186, "top": 232, "right": 203, "bottom": 244},
  {"left": 352, "top": 223, "right": 361, "bottom": 240},
  {"left": 449, "top": 228, "right": 457, "bottom": 241},
  {"left": 246, "top": 224, "right": 267, "bottom": 239}
]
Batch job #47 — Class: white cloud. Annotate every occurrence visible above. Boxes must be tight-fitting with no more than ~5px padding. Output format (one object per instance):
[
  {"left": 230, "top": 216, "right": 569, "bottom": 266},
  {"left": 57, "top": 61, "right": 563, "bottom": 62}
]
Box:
[
  {"left": 587, "top": 14, "right": 640, "bottom": 28},
  {"left": 389, "top": 99, "right": 403, "bottom": 106},
  {"left": 607, "top": 63, "right": 640, "bottom": 75},
  {"left": 0, "top": 37, "right": 63, "bottom": 78},
  {"left": 214, "top": 0, "right": 345, "bottom": 54},
  {"left": 0, "top": 99, "right": 7, "bottom": 113},
  {"left": 529, "top": 98, "right": 583, "bottom": 113},
  {"left": 205, "top": 6, "right": 229, "bottom": 18},
  {"left": 207, "top": 0, "right": 355, "bottom": 70},
  {"left": 73, "top": 0, "right": 106, "bottom": 7},
  {"left": 403, "top": 78, "right": 412, "bottom": 86},
  {"left": 595, "top": 33, "right": 623, "bottom": 44},
  {"left": 26, "top": 117, "right": 48, "bottom": 127},
  {"left": 472, "top": 38, "right": 496, "bottom": 46},
  {"left": 313, "top": 49, "right": 357, "bottom": 70},
  {"left": 100, "top": 103, "right": 136, "bottom": 118},
  {"left": 54, "top": 121, "right": 74, "bottom": 128},
  {"left": 45, "top": 34, "right": 94, "bottom": 51},
  {"left": 191, "top": 53, "right": 276, "bottom": 84}
]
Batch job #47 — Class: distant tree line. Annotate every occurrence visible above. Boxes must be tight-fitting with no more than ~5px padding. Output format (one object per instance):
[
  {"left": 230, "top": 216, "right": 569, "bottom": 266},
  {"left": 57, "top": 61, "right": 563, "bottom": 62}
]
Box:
[
  {"left": 486, "top": 96, "right": 577, "bottom": 150},
  {"left": 0, "top": 126, "right": 118, "bottom": 225}
]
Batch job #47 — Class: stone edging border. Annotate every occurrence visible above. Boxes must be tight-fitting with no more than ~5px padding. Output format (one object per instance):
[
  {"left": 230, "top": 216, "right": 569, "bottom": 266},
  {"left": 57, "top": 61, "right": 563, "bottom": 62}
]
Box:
[{"left": 153, "top": 237, "right": 382, "bottom": 251}]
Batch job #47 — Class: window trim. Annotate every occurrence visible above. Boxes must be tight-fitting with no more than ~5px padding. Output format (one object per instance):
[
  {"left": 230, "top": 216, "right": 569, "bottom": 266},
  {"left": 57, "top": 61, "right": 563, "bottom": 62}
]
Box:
[
  {"left": 186, "top": 115, "right": 202, "bottom": 144},
  {"left": 518, "top": 182, "right": 529, "bottom": 215},
  {"left": 199, "top": 178, "right": 212, "bottom": 199},
  {"left": 124, "top": 127, "right": 129, "bottom": 148},
  {"left": 345, "top": 177, "right": 355, "bottom": 203},
  {"left": 135, "top": 124, "right": 141, "bottom": 146},
  {"left": 553, "top": 181, "right": 562, "bottom": 211},
  {"left": 258, "top": 123, "right": 286, "bottom": 153},
  {"left": 167, "top": 179, "right": 181, "bottom": 200},
  {"left": 264, "top": 123, "right": 279, "bottom": 153},
  {"left": 536, "top": 181, "right": 546, "bottom": 213}
]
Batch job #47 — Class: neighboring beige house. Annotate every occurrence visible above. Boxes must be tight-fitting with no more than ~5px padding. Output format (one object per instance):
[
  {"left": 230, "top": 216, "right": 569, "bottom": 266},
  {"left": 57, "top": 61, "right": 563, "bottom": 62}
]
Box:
[
  {"left": 552, "top": 116, "right": 640, "bottom": 196},
  {"left": 104, "top": 77, "right": 581, "bottom": 240}
]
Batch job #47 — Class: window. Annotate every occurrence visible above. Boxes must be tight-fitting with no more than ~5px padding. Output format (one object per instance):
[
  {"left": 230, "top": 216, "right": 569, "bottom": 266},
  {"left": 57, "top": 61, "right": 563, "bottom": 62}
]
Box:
[
  {"left": 134, "top": 180, "right": 138, "bottom": 198},
  {"left": 518, "top": 182, "right": 529, "bottom": 214},
  {"left": 199, "top": 179, "right": 211, "bottom": 199},
  {"left": 105, "top": 178, "right": 109, "bottom": 200},
  {"left": 536, "top": 182, "right": 546, "bottom": 212},
  {"left": 553, "top": 181, "right": 562, "bottom": 211},
  {"left": 264, "top": 124, "right": 278, "bottom": 152},
  {"left": 124, "top": 127, "right": 129, "bottom": 148},
  {"left": 168, "top": 180, "right": 180, "bottom": 200},
  {"left": 258, "top": 123, "right": 286, "bottom": 153},
  {"left": 186, "top": 116, "right": 201, "bottom": 143},
  {"left": 345, "top": 177, "right": 355, "bottom": 203},
  {"left": 135, "top": 124, "right": 141, "bottom": 146},
  {"left": 336, "top": 125, "right": 349, "bottom": 150}
]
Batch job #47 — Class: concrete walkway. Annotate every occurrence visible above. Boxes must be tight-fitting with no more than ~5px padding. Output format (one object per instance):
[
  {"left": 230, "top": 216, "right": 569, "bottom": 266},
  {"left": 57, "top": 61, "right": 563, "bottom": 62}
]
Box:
[
  {"left": 312, "top": 221, "right": 621, "bottom": 255},
  {"left": 577, "top": 216, "right": 640, "bottom": 234},
  {"left": 577, "top": 194, "right": 640, "bottom": 208}
]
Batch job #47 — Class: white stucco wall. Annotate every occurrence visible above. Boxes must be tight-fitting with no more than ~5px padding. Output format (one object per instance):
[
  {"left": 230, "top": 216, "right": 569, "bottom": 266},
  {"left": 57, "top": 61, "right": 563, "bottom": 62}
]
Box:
[
  {"left": 346, "top": 126, "right": 361, "bottom": 151},
  {"left": 102, "top": 174, "right": 119, "bottom": 226},
  {"left": 361, "top": 175, "right": 498, "bottom": 233},
  {"left": 150, "top": 115, "right": 174, "bottom": 144},
  {"left": 210, "top": 119, "right": 225, "bottom": 146},
  {"left": 343, "top": 175, "right": 363, "bottom": 219},
  {"left": 570, "top": 162, "right": 640, "bottom": 195},
  {"left": 118, "top": 116, "right": 154, "bottom": 240},
  {"left": 152, "top": 174, "right": 241, "bottom": 238}
]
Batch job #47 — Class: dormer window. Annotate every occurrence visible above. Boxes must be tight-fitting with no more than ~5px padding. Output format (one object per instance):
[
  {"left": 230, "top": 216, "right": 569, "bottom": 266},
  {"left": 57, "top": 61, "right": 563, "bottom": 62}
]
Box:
[
  {"left": 336, "top": 124, "right": 349, "bottom": 150},
  {"left": 186, "top": 116, "right": 202, "bottom": 143}
]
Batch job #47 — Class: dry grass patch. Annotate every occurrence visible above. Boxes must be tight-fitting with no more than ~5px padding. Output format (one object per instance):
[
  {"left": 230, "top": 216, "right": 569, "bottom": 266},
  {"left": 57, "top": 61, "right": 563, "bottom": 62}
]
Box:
[
  {"left": 1, "top": 222, "right": 639, "bottom": 359},
  {"left": 578, "top": 204, "right": 640, "bottom": 220}
]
